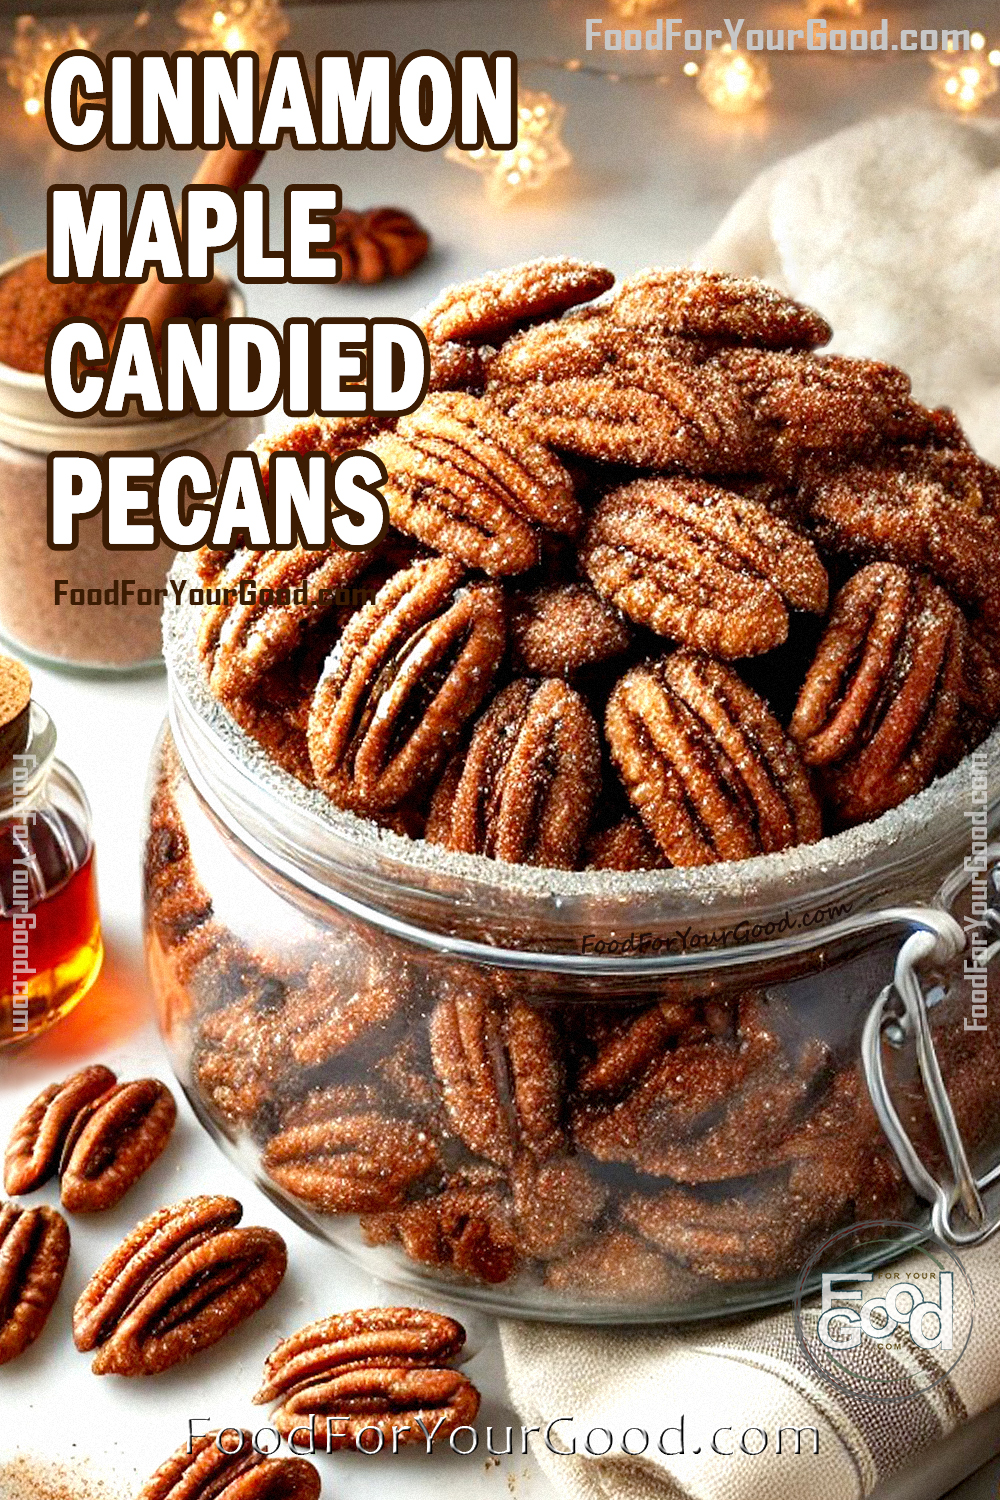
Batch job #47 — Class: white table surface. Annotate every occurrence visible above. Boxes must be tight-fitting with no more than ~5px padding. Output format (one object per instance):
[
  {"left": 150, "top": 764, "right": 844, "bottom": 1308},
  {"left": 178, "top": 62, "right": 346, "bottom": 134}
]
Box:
[{"left": 1, "top": 2, "right": 998, "bottom": 1496}]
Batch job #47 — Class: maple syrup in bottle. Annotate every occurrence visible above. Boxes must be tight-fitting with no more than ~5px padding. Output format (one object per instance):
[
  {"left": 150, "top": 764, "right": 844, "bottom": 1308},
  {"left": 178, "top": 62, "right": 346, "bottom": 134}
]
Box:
[{"left": 1, "top": 656, "right": 102, "bottom": 1048}]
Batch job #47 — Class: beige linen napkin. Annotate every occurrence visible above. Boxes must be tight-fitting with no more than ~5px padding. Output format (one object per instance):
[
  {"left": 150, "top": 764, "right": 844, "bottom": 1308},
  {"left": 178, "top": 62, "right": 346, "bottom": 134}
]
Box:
[
  {"left": 695, "top": 111, "right": 1000, "bottom": 464},
  {"left": 501, "top": 1236, "right": 1000, "bottom": 1500}
]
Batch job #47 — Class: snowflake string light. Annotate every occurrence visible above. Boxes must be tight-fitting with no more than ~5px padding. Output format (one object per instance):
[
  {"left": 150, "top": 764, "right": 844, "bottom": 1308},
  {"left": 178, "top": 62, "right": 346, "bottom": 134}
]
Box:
[
  {"left": 695, "top": 46, "right": 771, "bottom": 114},
  {"left": 3, "top": 15, "right": 95, "bottom": 119},
  {"left": 930, "top": 45, "right": 998, "bottom": 111},
  {"left": 608, "top": 0, "right": 664, "bottom": 16},
  {"left": 175, "top": 0, "right": 289, "bottom": 68},
  {"left": 446, "top": 89, "right": 571, "bottom": 205}
]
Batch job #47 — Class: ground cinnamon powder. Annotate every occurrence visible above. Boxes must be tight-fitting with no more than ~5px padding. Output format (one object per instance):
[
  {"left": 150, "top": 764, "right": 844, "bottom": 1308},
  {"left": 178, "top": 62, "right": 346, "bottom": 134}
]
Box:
[
  {"left": 0, "top": 1455, "right": 123, "bottom": 1500},
  {"left": 0, "top": 255, "right": 133, "bottom": 374}
]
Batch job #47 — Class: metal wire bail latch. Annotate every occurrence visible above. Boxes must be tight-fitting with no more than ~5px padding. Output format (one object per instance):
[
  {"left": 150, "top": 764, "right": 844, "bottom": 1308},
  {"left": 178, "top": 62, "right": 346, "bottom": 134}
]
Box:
[{"left": 862, "top": 849, "right": 1000, "bottom": 1248}]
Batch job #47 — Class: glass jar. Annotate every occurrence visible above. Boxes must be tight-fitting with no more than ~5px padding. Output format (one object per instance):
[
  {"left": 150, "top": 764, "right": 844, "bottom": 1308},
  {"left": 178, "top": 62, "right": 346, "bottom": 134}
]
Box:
[
  {"left": 0, "top": 252, "right": 260, "bottom": 674},
  {"left": 2, "top": 699, "right": 102, "bottom": 1048},
  {"left": 144, "top": 575, "right": 1000, "bottom": 1322}
]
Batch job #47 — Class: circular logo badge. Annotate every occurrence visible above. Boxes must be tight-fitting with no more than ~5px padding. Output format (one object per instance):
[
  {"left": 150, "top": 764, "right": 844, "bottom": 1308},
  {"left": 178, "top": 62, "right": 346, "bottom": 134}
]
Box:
[{"left": 792, "top": 1220, "right": 975, "bottom": 1405}]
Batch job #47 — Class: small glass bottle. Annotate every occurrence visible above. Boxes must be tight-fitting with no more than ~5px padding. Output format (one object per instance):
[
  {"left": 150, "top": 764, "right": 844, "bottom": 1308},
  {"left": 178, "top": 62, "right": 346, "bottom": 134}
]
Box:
[{"left": 1, "top": 656, "right": 102, "bottom": 1047}]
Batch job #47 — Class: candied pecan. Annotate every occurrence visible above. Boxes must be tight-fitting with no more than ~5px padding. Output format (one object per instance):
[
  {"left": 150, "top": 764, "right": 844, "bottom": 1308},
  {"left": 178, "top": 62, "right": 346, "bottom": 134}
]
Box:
[
  {"left": 361, "top": 1183, "right": 520, "bottom": 1284},
  {"left": 307, "top": 556, "right": 506, "bottom": 813},
  {"left": 4, "top": 1064, "right": 116, "bottom": 1196},
  {"left": 606, "top": 651, "right": 823, "bottom": 865},
  {"left": 254, "top": 1306, "right": 466, "bottom": 1405},
  {"left": 544, "top": 1229, "right": 704, "bottom": 1303},
  {"left": 428, "top": 339, "right": 490, "bottom": 393},
  {"left": 790, "top": 564, "right": 966, "bottom": 824},
  {"left": 953, "top": 621, "right": 1000, "bottom": 757},
  {"left": 620, "top": 1183, "right": 819, "bottom": 1283},
  {"left": 576, "top": 1000, "right": 711, "bottom": 1098},
  {"left": 250, "top": 414, "right": 389, "bottom": 490},
  {"left": 59, "top": 1077, "right": 177, "bottom": 1212},
  {"left": 805, "top": 447, "right": 1000, "bottom": 627},
  {"left": 262, "top": 1108, "right": 440, "bottom": 1213},
  {"left": 583, "top": 817, "right": 669, "bottom": 871},
  {"left": 194, "top": 981, "right": 297, "bottom": 1131},
  {"left": 421, "top": 257, "right": 614, "bottom": 345},
  {"left": 510, "top": 1155, "right": 608, "bottom": 1260},
  {"left": 486, "top": 314, "right": 701, "bottom": 388},
  {"left": 0, "top": 1202, "right": 70, "bottom": 1365},
  {"left": 279, "top": 945, "right": 412, "bottom": 1069},
  {"left": 73, "top": 1195, "right": 287, "bottom": 1375},
  {"left": 335, "top": 206, "right": 429, "bottom": 283},
  {"left": 613, "top": 268, "right": 832, "bottom": 349},
  {"left": 370, "top": 393, "right": 581, "bottom": 575},
  {"left": 271, "top": 1364, "right": 481, "bottom": 1450},
  {"left": 137, "top": 1432, "right": 321, "bottom": 1500},
  {"left": 427, "top": 678, "right": 601, "bottom": 869},
  {"left": 582, "top": 478, "right": 828, "bottom": 657},
  {"left": 510, "top": 582, "right": 632, "bottom": 679}
]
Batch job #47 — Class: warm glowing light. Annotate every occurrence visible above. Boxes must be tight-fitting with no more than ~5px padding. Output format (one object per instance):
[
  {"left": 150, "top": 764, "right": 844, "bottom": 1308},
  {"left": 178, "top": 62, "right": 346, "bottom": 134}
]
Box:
[
  {"left": 970, "top": 32, "right": 986, "bottom": 50},
  {"left": 176, "top": 0, "right": 289, "bottom": 66},
  {"left": 807, "top": 0, "right": 865, "bottom": 15},
  {"left": 696, "top": 45, "right": 771, "bottom": 114},
  {"left": 608, "top": 0, "right": 663, "bottom": 14},
  {"left": 3, "top": 15, "right": 94, "bottom": 121},
  {"left": 446, "top": 88, "right": 571, "bottom": 204},
  {"left": 931, "top": 47, "right": 998, "bottom": 111},
  {"left": 989, "top": 48, "right": 1000, "bottom": 66},
  {"left": 683, "top": 60, "right": 700, "bottom": 76}
]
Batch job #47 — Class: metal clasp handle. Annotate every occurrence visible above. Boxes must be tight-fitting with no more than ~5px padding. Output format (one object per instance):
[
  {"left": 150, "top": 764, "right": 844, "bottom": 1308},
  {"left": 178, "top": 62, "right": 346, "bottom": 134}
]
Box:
[{"left": 862, "top": 847, "right": 1000, "bottom": 1249}]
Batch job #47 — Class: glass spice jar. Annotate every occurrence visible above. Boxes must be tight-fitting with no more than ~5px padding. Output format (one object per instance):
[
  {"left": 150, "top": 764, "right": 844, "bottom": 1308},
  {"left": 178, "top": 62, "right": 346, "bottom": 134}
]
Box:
[
  {"left": 1, "top": 656, "right": 102, "bottom": 1048},
  {"left": 0, "top": 251, "right": 261, "bottom": 674}
]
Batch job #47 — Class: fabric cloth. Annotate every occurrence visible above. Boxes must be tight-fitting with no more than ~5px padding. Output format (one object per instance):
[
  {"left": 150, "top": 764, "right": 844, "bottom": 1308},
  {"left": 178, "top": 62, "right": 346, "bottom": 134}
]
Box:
[
  {"left": 694, "top": 111, "right": 1000, "bottom": 464},
  {"left": 500, "top": 1236, "right": 1000, "bottom": 1500}
]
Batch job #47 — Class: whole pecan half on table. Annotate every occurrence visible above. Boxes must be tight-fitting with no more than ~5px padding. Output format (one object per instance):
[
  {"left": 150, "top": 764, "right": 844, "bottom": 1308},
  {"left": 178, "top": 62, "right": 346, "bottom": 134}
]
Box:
[
  {"left": 307, "top": 555, "right": 506, "bottom": 815},
  {"left": 137, "top": 1431, "right": 320, "bottom": 1500},
  {"left": 606, "top": 650, "right": 823, "bottom": 865},
  {"left": 254, "top": 1305, "right": 480, "bottom": 1450},
  {"left": 0, "top": 1201, "right": 70, "bottom": 1364},
  {"left": 59, "top": 1078, "right": 176, "bottom": 1212},
  {"left": 790, "top": 563, "right": 966, "bottom": 825},
  {"left": 73, "top": 1195, "right": 286, "bottom": 1375},
  {"left": 334, "top": 206, "right": 429, "bottom": 284},
  {"left": 4, "top": 1064, "right": 116, "bottom": 1196}
]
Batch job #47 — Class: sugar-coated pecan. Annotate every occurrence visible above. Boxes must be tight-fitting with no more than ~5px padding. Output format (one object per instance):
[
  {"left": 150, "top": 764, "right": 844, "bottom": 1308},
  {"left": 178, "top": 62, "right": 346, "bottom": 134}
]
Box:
[
  {"left": 4, "top": 1065, "right": 116, "bottom": 1196},
  {"left": 544, "top": 1228, "right": 704, "bottom": 1303},
  {"left": 307, "top": 556, "right": 506, "bottom": 813},
  {"left": 262, "top": 1109, "right": 440, "bottom": 1213},
  {"left": 576, "top": 1000, "right": 713, "bottom": 1098},
  {"left": 194, "top": 978, "right": 298, "bottom": 1132},
  {"left": 428, "top": 340, "right": 490, "bottom": 394},
  {"left": 370, "top": 393, "right": 582, "bottom": 575},
  {"left": 510, "top": 1154, "right": 608, "bottom": 1260},
  {"left": 59, "top": 1078, "right": 176, "bottom": 1212},
  {"left": 73, "top": 1195, "right": 287, "bottom": 1375},
  {"left": 613, "top": 268, "right": 832, "bottom": 349},
  {"left": 136, "top": 1432, "right": 321, "bottom": 1500},
  {"left": 279, "top": 945, "right": 413, "bottom": 1069},
  {"left": 805, "top": 446, "right": 1000, "bottom": 628},
  {"left": 606, "top": 651, "right": 823, "bottom": 865},
  {"left": 421, "top": 257, "right": 614, "bottom": 345},
  {"left": 254, "top": 1306, "right": 466, "bottom": 1405},
  {"left": 583, "top": 817, "right": 669, "bottom": 871},
  {"left": 486, "top": 313, "right": 701, "bottom": 389},
  {"left": 270, "top": 1364, "right": 482, "bottom": 1450},
  {"left": 790, "top": 564, "right": 966, "bottom": 824},
  {"left": 362, "top": 1180, "right": 520, "bottom": 1285},
  {"left": 427, "top": 678, "right": 601, "bottom": 869},
  {"left": 335, "top": 206, "right": 429, "bottom": 283},
  {"left": 510, "top": 582, "right": 632, "bottom": 679},
  {"left": 250, "top": 414, "right": 389, "bottom": 490},
  {"left": 620, "top": 1184, "right": 814, "bottom": 1283},
  {"left": 582, "top": 478, "right": 828, "bottom": 657},
  {"left": 0, "top": 1202, "right": 70, "bottom": 1365}
]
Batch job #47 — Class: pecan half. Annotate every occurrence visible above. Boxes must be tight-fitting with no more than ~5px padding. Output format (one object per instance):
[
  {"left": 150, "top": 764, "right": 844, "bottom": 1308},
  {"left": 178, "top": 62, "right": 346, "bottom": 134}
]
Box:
[
  {"left": 510, "top": 1155, "right": 608, "bottom": 1260},
  {"left": 582, "top": 478, "right": 828, "bottom": 657},
  {"left": 428, "top": 339, "right": 490, "bottom": 394},
  {"left": 583, "top": 817, "right": 669, "bottom": 871},
  {"left": 279, "top": 944, "right": 413, "bottom": 1069},
  {"left": 421, "top": 257, "right": 614, "bottom": 345},
  {"left": 510, "top": 582, "right": 632, "bottom": 679},
  {"left": 789, "top": 563, "right": 966, "bottom": 824},
  {"left": 4, "top": 1065, "right": 116, "bottom": 1196},
  {"left": 0, "top": 1202, "right": 70, "bottom": 1365},
  {"left": 73, "top": 1195, "right": 287, "bottom": 1375},
  {"left": 262, "top": 1109, "right": 440, "bottom": 1213},
  {"left": 254, "top": 1306, "right": 466, "bottom": 1406},
  {"left": 576, "top": 1000, "right": 714, "bottom": 1098},
  {"left": 271, "top": 1364, "right": 481, "bottom": 1450},
  {"left": 137, "top": 1432, "right": 321, "bottom": 1500},
  {"left": 59, "top": 1078, "right": 176, "bottom": 1212},
  {"left": 606, "top": 651, "right": 823, "bottom": 864},
  {"left": 370, "top": 393, "right": 582, "bottom": 575},
  {"left": 544, "top": 1228, "right": 704, "bottom": 1304},
  {"left": 426, "top": 678, "right": 601, "bottom": 868},
  {"left": 362, "top": 1173, "right": 520, "bottom": 1284},
  {"left": 620, "top": 1184, "right": 814, "bottom": 1283},
  {"left": 335, "top": 206, "right": 429, "bottom": 283},
  {"left": 613, "top": 268, "right": 832, "bottom": 349},
  {"left": 307, "top": 556, "right": 506, "bottom": 813}
]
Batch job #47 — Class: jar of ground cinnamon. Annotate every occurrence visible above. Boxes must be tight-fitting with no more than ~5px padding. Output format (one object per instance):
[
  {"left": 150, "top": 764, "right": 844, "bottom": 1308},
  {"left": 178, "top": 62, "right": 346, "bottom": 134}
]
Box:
[{"left": 0, "top": 251, "right": 260, "bottom": 672}]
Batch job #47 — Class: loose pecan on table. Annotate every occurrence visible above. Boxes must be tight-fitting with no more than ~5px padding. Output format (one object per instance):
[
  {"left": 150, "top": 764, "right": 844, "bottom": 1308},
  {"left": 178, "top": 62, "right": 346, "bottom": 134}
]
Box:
[
  {"left": 136, "top": 1431, "right": 320, "bottom": 1500},
  {"left": 59, "top": 1078, "right": 176, "bottom": 1212},
  {"left": 4, "top": 1064, "right": 116, "bottom": 1195},
  {"left": 73, "top": 1195, "right": 287, "bottom": 1375},
  {"left": 262, "top": 1102, "right": 440, "bottom": 1213},
  {"left": 426, "top": 678, "right": 602, "bottom": 869},
  {"left": 421, "top": 257, "right": 614, "bottom": 345},
  {"left": 790, "top": 563, "right": 966, "bottom": 824},
  {"left": 612, "top": 268, "right": 832, "bottom": 350},
  {"left": 369, "top": 393, "right": 582, "bottom": 575},
  {"left": 0, "top": 1202, "right": 70, "bottom": 1364},
  {"left": 334, "top": 206, "right": 429, "bottom": 283},
  {"left": 306, "top": 555, "right": 506, "bottom": 814},
  {"left": 606, "top": 650, "right": 823, "bottom": 865},
  {"left": 582, "top": 477, "right": 828, "bottom": 657},
  {"left": 254, "top": 1305, "right": 480, "bottom": 1449}
]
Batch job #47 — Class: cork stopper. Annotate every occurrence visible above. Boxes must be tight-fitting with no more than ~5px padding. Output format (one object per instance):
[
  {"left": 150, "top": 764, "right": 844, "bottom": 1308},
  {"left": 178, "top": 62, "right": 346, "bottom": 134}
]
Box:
[{"left": 0, "top": 653, "right": 32, "bottom": 768}]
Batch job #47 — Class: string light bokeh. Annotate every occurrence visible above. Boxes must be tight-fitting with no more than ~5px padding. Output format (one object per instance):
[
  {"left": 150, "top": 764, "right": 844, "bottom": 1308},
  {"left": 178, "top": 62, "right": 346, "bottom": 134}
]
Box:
[
  {"left": 2, "top": 15, "right": 94, "bottom": 119},
  {"left": 930, "top": 33, "right": 999, "bottom": 112},
  {"left": 446, "top": 88, "right": 571, "bottom": 204},
  {"left": 175, "top": 0, "right": 289, "bottom": 68},
  {"left": 694, "top": 45, "right": 772, "bottom": 114}
]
